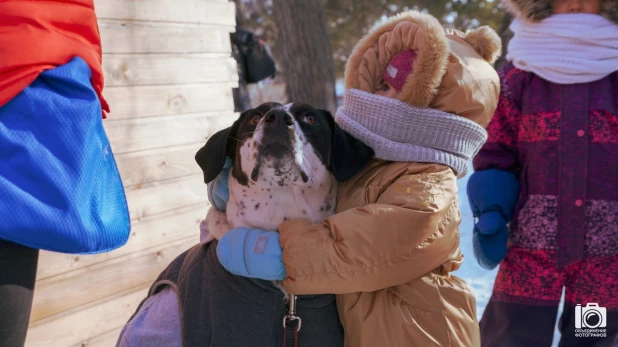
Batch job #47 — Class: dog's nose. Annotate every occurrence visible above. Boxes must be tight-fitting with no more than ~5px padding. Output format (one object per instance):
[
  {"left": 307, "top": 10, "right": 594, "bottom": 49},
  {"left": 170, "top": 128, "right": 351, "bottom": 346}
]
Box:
[{"left": 264, "top": 110, "right": 294, "bottom": 126}]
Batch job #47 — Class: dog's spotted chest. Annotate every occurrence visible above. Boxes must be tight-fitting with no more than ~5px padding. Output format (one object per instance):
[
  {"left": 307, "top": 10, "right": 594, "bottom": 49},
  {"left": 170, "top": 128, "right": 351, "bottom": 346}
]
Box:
[{"left": 227, "top": 174, "right": 336, "bottom": 231}]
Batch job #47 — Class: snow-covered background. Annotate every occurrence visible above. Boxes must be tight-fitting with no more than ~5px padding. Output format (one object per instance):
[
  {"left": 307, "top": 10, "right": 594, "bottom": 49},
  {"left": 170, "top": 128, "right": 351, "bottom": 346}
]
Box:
[
  {"left": 456, "top": 167, "right": 562, "bottom": 346},
  {"left": 455, "top": 170, "right": 499, "bottom": 318}
]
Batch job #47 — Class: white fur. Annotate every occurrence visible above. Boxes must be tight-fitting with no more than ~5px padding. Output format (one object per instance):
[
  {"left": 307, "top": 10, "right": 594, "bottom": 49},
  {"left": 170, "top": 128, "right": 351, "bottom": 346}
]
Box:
[
  {"left": 223, "top": 105, "right": 336, "bottom": 233},
  {"left": 204, "top": 208, "right": 231, "bottom": 243},
  {"left": 205, "top": 105, "right": 337, "bottom": 298}
]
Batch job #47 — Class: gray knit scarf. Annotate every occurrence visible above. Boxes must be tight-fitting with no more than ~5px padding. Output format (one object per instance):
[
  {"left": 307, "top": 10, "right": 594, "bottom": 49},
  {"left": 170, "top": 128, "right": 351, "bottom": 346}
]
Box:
[{"left": 335, "top": 89, "right": 488, "bottom": 177}]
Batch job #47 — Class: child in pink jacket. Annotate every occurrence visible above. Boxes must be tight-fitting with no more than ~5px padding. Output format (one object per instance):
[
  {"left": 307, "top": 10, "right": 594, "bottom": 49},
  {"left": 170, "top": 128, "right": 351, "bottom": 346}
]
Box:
[{"left": 468, "top": 0, "right": 618, "bottom": 345}]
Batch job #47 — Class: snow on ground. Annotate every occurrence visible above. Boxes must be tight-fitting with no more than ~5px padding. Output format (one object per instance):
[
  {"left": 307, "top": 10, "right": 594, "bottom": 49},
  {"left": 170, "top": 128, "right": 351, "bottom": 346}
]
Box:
[{"left": 456, "top": 167, "right": 562, "bottom": 346}]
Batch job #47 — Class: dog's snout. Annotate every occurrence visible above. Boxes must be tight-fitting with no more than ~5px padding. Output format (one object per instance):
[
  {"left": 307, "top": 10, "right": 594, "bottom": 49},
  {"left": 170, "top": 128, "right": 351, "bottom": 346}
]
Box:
[
  {"left": 264, "top": 110, "right": 294, "bottom": 127},
  {"left": 283, "top": 114, "right": 293, "bottom": 126}
]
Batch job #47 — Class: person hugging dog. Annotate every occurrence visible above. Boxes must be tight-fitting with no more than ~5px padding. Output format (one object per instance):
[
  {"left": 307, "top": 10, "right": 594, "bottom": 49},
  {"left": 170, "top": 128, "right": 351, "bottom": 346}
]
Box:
[{"left": 209, "top": 10, "right": 502, "bottom": 347}]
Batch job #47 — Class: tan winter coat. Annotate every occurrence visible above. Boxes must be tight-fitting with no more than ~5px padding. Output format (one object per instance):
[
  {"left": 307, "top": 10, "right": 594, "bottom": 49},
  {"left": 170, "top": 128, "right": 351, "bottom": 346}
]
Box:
[
  {"left": 277, "top": 11, "right": 502, "bottom": 347},
  {"left": 280, "top": 161, "right": 479, "bottom": 347}
]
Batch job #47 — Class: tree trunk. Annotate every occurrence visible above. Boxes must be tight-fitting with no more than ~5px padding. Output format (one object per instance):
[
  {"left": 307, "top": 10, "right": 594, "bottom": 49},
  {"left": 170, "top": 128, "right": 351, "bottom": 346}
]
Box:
[
  {"left": 494, "top": 12, "right": 514, "bottom": 70},
  {"left": 272, "top": 0, "right": 338, "bottom": 112}
]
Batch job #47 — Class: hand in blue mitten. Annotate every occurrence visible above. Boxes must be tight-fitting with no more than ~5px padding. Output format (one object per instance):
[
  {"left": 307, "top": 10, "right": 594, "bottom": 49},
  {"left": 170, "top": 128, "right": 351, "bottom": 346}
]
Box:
[
  {"left": 207, "top": 158, "right": 232, "bottom": 211},
  {"left": 216, "top": 227, "right": 286, "bottom": 281},
  {"left": 472, "top": 211, "right": 510, "bottom": 270},
  {"left": 467, "top": 169, "right": 520, "bottom": 270}
]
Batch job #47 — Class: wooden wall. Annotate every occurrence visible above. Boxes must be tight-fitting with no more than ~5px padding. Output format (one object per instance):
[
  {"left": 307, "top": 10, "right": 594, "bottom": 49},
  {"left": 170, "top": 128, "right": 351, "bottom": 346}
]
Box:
[{"left": 25, "top": 1, "right": 237, "bottom": 346}]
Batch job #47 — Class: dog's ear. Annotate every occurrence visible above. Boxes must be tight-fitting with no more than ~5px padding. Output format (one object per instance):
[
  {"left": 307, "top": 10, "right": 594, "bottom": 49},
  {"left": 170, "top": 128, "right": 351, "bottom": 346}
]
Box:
[
  {"left": 323, "top": 110, "right": 374, "bottom": 182},
  {"left": 195, "top": 119, "right": 241, "bottom": 184}
]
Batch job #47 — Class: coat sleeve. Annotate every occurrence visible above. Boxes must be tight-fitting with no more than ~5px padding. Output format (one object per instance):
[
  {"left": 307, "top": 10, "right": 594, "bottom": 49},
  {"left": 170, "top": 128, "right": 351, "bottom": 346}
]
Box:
[
  {"left": 116, "top": 287, "right": 182, "bottom": 347},
  {"left": 279, "top": 167, "right": 460, "bottom": 295},
  {"left": 473, "top": 63, "right": 524, "bottom": 176}
]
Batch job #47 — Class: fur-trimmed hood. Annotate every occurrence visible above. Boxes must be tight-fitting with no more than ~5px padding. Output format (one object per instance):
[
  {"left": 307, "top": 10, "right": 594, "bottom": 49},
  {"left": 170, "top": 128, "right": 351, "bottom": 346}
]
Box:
[
  {"left": 344, "top": 10, "right": 502, "bottom": 128},
  {"left": 504, "top": 0, "right": 618, "bottom": 23}
]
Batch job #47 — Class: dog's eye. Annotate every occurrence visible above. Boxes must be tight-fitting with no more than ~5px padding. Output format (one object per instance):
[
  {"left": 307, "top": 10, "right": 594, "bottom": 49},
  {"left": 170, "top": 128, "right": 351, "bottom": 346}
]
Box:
[
  {"left": 303, "top": 113, "right": 317, "bottom": 124},
  {"left": 250, "top": 112, "right": 263, "bottom": 125}
]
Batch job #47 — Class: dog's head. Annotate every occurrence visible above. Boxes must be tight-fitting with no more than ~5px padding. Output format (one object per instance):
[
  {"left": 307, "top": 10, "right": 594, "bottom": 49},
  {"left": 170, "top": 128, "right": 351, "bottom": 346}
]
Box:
[{"left": 196, "top": 102, "right": 374, "bottom": 187}]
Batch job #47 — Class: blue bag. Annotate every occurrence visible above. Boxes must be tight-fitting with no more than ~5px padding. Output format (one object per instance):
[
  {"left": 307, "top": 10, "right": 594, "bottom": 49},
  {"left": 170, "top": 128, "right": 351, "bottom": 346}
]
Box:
[{"left": 0, "top": 57, "right": 130, "bottom": 254}]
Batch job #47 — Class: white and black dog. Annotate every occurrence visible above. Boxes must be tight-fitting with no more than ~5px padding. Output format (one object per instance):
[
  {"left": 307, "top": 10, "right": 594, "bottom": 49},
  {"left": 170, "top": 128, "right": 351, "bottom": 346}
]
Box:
[{"left": 195, "top": 102, "right": 373, "bottom": 291}]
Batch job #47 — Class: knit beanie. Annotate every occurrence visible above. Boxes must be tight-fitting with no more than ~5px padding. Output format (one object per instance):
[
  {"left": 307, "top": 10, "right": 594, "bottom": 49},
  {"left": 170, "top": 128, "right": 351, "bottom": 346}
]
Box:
[{"left": 382, "top": 50, "right": 417, "bottom": 93}]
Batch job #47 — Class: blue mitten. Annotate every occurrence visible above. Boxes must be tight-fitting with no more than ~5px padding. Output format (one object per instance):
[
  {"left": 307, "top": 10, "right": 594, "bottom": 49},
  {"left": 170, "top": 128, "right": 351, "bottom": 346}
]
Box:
[
  {"left": 216, "top": 227, "right": 286, "bottom": 281},
  {"left": 467, "top": 169, "right": 520, "bottom": 270},
  {"left": 207, "top": 158, "right": 232, "bottom": 211}
]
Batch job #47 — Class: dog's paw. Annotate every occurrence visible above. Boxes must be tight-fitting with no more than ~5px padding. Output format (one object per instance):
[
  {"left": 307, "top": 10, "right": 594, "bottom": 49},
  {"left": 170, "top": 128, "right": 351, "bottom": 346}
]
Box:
[{"left": 206, "top": 208, "right": 233, "bottom": 240}]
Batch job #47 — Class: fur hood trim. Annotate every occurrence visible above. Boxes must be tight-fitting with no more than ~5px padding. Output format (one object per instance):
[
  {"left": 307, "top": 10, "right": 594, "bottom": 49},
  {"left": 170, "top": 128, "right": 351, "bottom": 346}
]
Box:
[
  {"left": 344, "top": 11, "right": 449, "bottom": 108},
  {"left": 503, "top": 0, "right": 618, "bottom": 23}
]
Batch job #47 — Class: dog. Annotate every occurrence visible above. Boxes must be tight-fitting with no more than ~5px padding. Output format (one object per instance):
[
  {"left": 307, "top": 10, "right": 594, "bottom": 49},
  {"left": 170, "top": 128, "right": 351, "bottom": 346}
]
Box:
[{"left": 195, "top": 102, "right": 373, "bottom": 296}]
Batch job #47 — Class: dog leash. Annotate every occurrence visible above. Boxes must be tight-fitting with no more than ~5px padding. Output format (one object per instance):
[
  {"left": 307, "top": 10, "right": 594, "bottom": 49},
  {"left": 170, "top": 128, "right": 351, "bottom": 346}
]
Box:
[{"left": 283, "top": 294, "right": 301, "bottom": 347}]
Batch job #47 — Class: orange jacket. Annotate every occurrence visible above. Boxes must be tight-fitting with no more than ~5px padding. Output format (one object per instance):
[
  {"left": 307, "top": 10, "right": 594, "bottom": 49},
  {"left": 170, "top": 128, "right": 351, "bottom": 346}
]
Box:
[{"left": 0, "top": 0, "right": 109, "bottom": 117}]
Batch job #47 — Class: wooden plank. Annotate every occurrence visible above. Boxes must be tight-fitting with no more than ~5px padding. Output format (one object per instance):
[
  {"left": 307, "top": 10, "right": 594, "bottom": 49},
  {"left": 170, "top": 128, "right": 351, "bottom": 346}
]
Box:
[
  {"left": 36, "top": 203, "right": 207, "bottom": 281},
  {"left": 115, "top": 144, "right": 203, "bottom": 187},
  {"left": 70, "top": 327, "right": 123, "bottom": 347},
  {"left": 26, "top": 286, "right": 149, "bottom": 347},
  {"left": 102, "top": 54, "right": 237, "bottom": 87},
  {"left": 126, "top": 173, "right": 208, "bottom": 221},
  {"left": 99, "top": 20, "right": 234, "bottom": 54},
  {"left": 31, "top": 236, "right": 197, "bottom": 323},
  {"left": 104, "top": 83, "right": 236, "bottom": 120},
  {"left": 94, "top": 0, "right": 235, "bottom": 25},
  {"left": 104, "top": 112, "right": 236, "bottom": 154}
]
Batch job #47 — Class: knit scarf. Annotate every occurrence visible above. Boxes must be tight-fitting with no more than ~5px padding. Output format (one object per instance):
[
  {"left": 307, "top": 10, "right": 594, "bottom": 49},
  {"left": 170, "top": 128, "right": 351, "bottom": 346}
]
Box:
[
  {"left": 507, "top": 13, "right": 618, "bottom": 84},
  {"left": 335, "top": 89, "right": 488, "bottom": 177}
]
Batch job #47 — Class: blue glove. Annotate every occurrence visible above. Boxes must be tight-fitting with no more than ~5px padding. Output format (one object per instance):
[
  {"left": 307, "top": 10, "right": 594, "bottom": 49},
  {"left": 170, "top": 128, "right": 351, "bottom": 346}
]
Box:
[
  {"left": 467, "top": 169, "right": 520, "bottom": 270},
  {"left": 216, "top": 227, "right": 286, "bottom": 281},
  {"left": 207, "top": 158, "right": 232, "bottom": 211}
]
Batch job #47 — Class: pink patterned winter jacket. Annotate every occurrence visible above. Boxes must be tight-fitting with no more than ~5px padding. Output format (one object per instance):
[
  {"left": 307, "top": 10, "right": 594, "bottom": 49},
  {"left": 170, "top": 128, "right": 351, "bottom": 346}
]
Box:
[{"left": 473, "top": 63, "right": 618, "bottom": 268}]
